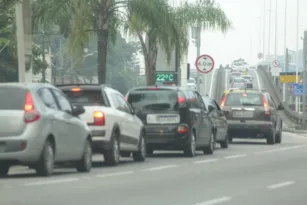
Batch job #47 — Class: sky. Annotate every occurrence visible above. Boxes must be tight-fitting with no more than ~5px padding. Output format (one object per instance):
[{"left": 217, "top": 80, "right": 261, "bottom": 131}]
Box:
[{"left": 188, "top": 0, "right": 307, "bottom": 68}]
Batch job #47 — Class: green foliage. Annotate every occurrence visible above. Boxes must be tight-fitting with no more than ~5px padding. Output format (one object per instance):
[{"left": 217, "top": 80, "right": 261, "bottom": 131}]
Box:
[{"left": 0, "top": 5, "right": 48, "bottom": 82}]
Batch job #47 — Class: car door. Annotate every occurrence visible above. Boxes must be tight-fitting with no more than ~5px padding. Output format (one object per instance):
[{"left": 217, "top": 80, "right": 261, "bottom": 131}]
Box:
[
  {"left": 194, "top": 92, "right": 211, "bottom": 145},
  {"left": 51, "top": 88, "right": 84, "bottom": 159},
  {"left": 37, "top": 88, "right": 67, "bottom": 161},
  {"left": 269, "top": 96, "right": 280, "bottom": 132},
  {"left": 115, "top": 93, "right": 139, "bottom": 150},
  {"left": 212, "top": 100, "right": 228, "bottom": 141},
  {"left": 207, "top": 100, "right": 224, "bottom": 141}
]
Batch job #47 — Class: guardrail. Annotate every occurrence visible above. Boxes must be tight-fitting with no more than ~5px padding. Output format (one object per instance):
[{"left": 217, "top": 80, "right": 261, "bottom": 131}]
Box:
[{"left": 257, "top": 66, "right": 302, "bottom": 125}]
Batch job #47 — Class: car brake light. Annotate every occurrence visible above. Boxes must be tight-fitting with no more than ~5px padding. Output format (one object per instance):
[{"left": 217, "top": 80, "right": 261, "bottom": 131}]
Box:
[
  {"left": 71, "top": 87, "right": 82, "bottom": 92},
  {"left": 220, "top": 95, "right": 227, "bottom": 108},
  {"left": 262, "top": 96, "right": 271, "bottom": 116},
  {"left": 178, "top": 96, "right": 185, "bottom": 104},
  {"left": 125, "top": 96, "right": 128, "bottom": 101},
  {"left": 148, "top": 87, "right": 160, "bottom": 90},
  {"left": 93, "top": 111, "right": 105, "bottom": 126},
  {"left": 177, "top": 125, "right": 188, "bottom": 134},
  {"left": 24, "top": 92, "right": 40, "bottom": 123}
]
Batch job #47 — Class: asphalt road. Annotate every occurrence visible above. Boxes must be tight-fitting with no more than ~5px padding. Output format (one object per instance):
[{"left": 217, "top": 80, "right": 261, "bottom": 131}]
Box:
[{"left": 1, "top": 68, "right": 307, "bottom": 205}]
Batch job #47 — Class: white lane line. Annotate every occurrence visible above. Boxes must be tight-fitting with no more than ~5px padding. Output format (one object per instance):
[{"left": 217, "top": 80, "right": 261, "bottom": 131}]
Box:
[
  {"left": 193, "top": 196, "right": 232, "bottom": 205},
  {"left": 96, "top": 171, "right": 134, "bottom": 178},
  {"left": 209, "top": 68, "right": 217, "bottom": 97},
  {"left": 225, "top": 69, "right": 228, "bottom": 90},
  {"left": 253, "top": 69, "right": 261, "bottom": 89},
  {"left": 254, "top": 145, "right": 307, "bottom": 154},
  {"left": 267, "top": 181, "right": 295, "bottom": 189},
  {"left": 224, "top": 154, "right": 247, "bottom": 159},
  {"left": 194, "top": 159, "right": 220, "bottom": 164},
  {"left": 23, "top": 178, "right": 79, "bottom": 187},
  {"left": 142, "top": 164, "right": 179, "bottom": 172}
]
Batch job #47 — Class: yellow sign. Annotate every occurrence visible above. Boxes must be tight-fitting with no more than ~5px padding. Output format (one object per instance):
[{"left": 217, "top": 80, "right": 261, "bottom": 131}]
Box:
[{"left": 279, "top": 75, "right": 301, "bottom": 83}]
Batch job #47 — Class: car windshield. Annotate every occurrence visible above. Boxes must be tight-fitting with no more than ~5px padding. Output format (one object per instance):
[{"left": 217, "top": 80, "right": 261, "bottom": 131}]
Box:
[
  {"left": 127, "top": 90, "right": 179, "bottom": 111},
  {"left": 225, "top": 93, "right": 263, "bottom": 106},
  {"left": 62, "top": 90, "right": 105, "bottom": 106}
]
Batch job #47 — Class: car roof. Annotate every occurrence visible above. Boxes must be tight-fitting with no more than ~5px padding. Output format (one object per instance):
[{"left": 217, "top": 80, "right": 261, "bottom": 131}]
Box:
[
  {"left": 227, "top": 89, "right": 264, "bottom": 94},
  {"left": 0, "top": 82, "right": 56, "bottom": 91},
  {"left": 127, "top": 86, "right": 194, "bottom": 93}
]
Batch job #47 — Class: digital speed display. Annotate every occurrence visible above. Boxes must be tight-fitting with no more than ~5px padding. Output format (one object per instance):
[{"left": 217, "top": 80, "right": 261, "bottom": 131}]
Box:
[{"left": 155, "top": 72, "right": 178, "bottom": 83}]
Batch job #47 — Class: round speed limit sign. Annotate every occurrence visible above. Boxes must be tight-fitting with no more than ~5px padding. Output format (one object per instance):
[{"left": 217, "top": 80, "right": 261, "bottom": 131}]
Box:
[{"left": 195, "top": 54, "right": 215, "bottom": 74}]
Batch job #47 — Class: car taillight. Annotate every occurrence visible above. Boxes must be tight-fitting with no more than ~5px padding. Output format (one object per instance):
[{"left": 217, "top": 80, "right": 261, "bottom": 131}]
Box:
[
  {"left": 262, "top": 96, "right": 271, "bottom": 116},
  {"left": 178, "top": 96, "right": 185, "bottom": 104},
  {"left": 93, "top": 111, "right": 105, "bottom": 126},
  {"left": 177, "top": 125, "right": 188, "bottom": 134},
  {"left": 24, "top": 92, "right": 40, "bottom": 123},
  {"left": 124, "top": 96, "right": 128, "bottom": 101},
  {"left": 220, "top": 95, "right": 227, "bottom": 109}
]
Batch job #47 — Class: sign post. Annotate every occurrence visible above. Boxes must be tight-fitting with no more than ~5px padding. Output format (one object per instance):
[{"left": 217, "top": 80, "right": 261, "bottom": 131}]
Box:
[
  {"left": 195, "top": 54, "right": 215, "bottom": 94},
  {"left": 272, "top": 60, "right": 280, "bottom": 67}
]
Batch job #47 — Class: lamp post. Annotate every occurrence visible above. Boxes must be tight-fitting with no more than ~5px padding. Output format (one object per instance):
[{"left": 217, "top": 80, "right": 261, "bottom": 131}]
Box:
[
  {"left": 282, "top": 0, "right": 287, "bottom": 102},
  {"left": 295, "top": 0, "right": 299, "bottom": 112}
]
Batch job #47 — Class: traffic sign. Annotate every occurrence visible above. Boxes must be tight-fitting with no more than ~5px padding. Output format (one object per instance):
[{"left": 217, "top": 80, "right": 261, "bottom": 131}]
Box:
[
  {"left": 195, "top": 54, "right": 215, "bottom": 74},
  {"left": 291, "top": 83, "right": 307, "bottom": 96},
  {"left": 272, "top": 60, "right": 280, "bottom": 67},
  {"left": 257, "top": 53, "right": 264, "bottom": 59}
]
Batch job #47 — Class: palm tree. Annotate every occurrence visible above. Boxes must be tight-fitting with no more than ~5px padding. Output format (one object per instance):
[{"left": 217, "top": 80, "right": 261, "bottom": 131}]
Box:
[{"left": 127, "top": 0, "right": 232, "bottom": 85}]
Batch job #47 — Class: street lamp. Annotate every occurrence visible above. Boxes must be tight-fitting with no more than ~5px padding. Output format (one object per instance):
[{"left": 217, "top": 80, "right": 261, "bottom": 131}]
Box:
[
  {"left": 295, "top": 0, "right": 300, "bottom": 112},
  {"left": 191, "top": 25, "right": 201, "bottom": 93}
]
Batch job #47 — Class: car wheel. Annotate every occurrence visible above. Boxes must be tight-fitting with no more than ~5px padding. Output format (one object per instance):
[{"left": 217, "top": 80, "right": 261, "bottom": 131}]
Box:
[
  {"left": 203, "top": 132, "right": 215, "bottom": 155},
  {"left": 36, "top": 140, "right": 54, "bottom": 176},
  {"left": 184, "top": 132, "right": 196, "bottom": 157},
  {"left": 76, "top": 139, "right": 92, "bottom": 172},
  {"left": 0, "top": 163, "right": 10, "bottom": 177},
  {"left": 275, "top": 131, "right": 282, "bottom": 144},
  {"left": 266, "top": 129, "right": 276, "bottom": 145},
  {"left": 104, "top": 132, "right": 120, "bottom": 166},
  {"left": 133, "top": 132, "right": 146, "bottom": 162},
  {"left": 220, "top": 133, "right": 229, "bottom": 148}
]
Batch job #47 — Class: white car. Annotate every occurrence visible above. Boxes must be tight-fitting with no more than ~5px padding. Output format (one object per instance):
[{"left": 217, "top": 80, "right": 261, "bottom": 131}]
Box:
[{"left": 58, "top": 84, "right": 146, "bottom": 166}]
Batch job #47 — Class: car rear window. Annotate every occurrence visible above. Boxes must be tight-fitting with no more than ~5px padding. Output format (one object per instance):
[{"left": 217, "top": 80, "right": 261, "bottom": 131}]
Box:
[
  {"left": 127, "top": 90, "right": 179, "bottom": 110},
  {"left": 0, "top": 87, "right": 26, "bottom": 110},
  {"left": 225, "top": 93, "right": 263, "bottom": 106},
  {"left": 62, "top": 90, "right": 105, "bottom": 106}
]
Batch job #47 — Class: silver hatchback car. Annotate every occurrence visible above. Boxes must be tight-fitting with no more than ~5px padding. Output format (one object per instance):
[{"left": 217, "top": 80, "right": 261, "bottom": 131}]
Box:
[{"left": 0, "top": 83, "right": 92, "bottom": 177}]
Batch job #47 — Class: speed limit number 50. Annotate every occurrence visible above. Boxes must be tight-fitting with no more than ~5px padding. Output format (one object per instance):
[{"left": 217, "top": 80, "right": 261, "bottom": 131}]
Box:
[{"left": 195, "top": 54, "right": 215, "bottom": 74}]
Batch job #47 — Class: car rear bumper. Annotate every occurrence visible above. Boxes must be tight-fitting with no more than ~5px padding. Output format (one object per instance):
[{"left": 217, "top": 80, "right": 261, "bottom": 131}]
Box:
[
  {"left": 144, "top": 124, "right": 190, "bottom": 150},
  {"left": 227, "top": 120, "right": 274, "bottom": 138}
]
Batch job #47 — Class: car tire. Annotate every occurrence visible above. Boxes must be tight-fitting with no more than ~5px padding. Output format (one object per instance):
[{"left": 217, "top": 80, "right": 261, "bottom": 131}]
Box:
[
  {"left": 184, "top": 132, "right": 196, "bottom": 157},
  {"left": 76, "top": 139, "right": 92, "bottom": 173},
  {"left": 220, "top": 134, "right": 229, "bottom": 148},
  {"left": 133, "top": 132, "right": 146, "bottom": 162},
  {"left": 266, "top": 129, "right": 276, "bottom": 145},
  {"left": 275, "top": 131, "right": 282, "bottom": 144},
  {"left": 203, "top": 132, "right": 215, "bottom": 155},
  {"left": 104, "top": 132, "right": 120, "bottom": 166},
  {"left": 36, "top": 140, "right": 54, "bottom": 176},
  {"left": 0, "top": 163, "right": 10, "bottom": 177}
]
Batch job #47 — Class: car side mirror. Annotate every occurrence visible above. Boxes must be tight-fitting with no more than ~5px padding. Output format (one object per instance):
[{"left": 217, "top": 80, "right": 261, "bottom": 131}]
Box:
[
  {"left": 72, "top": 105, "right": 85, "bottom": 116},
  {"left": 277, "top": 105, "right": 284, "bottom": 110},
  {"left": 222, "top": 110, "right": 229, "bottom": 115}
]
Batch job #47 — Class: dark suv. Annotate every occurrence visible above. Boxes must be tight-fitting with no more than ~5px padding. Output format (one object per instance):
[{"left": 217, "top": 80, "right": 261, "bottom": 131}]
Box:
[
  {"left": 220, "top": 89, "right": 284, "bottom": 144},
  {"left": 125, "top": 86, "right": 215, "bottom": 157}
]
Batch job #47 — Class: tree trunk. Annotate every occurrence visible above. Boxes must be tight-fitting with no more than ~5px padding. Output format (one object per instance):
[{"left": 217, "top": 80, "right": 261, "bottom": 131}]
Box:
[
  {"left": 146, "top": 36, "right": 158, "bottom": 86},
  {"left": 96, "top": 0, "right": 110, "bottom": 84}
]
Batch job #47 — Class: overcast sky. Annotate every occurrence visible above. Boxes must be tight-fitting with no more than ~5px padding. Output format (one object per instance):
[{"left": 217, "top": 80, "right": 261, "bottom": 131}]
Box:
[{"left": 188, "top": 0, "right": 307, "bottom": 68}]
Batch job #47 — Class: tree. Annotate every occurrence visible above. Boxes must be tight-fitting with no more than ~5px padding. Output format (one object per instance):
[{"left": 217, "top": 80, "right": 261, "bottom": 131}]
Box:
[{"left": 127, "top": 0, "right": 231, "bottom": 85}]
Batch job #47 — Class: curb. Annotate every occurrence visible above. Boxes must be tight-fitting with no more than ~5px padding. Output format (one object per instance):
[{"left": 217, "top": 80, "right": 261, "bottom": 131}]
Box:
[{"left": 283, "top": 128, "right": 307, "bottom": 134}]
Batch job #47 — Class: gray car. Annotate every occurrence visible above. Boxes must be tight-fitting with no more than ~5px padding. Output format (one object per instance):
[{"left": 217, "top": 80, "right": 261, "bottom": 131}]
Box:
[{"left": 0, "top": 83, "right": 92, "bottom": 177}]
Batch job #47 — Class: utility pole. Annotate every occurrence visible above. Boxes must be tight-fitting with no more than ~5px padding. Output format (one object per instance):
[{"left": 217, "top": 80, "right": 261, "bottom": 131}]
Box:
[
  {"left": 195, "top": 25, "right": 201, "bottom": 93},
  {"left": 268, "top": 0, "right": 272, "bottom": 55},
  {"left": 41, "top": 33, "right": 46, "bottom": 82},
  {"left": 263, "top": 0, "right": 266, "bottom": 58},
  {"left": 302, "top": 31, "right": 307, "bottom": 125},
  {"left": 295, "top": 0, "right": 299, "bottom": 112},
  {"left": 283, "top": 0, "right": 287, "bottom": 102}
]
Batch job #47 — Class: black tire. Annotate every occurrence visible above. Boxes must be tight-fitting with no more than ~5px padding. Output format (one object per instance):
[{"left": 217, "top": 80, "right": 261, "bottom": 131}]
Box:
[
  {"left": 184, "top": 132, "right": 196, "bottom": 157},
  {"left": 220, "top": 134, "right": 229, "bottom": 148},
  {"left": 203, "top": 132, "right": 215, "bottom": 155},
  {"left": 36, "top": 140, "right": 54, "bottom": 176},
  {"left": 76, "top": 139, "right": 92, "bottom": 172},
  {"left": 275, "top": 131, "right": 282, "bottom": 144},
  {"left": 104, "top": 132, "right": 120, "bottom": 166},
  {"left": 0, "top": 163, "right": 10, "bottom": 177},
  {"left": 133, "top": 132, "right": 146, "bottom": 162},
  {"left": 266, "top": 129, "right": 276, "bottom": 145}
]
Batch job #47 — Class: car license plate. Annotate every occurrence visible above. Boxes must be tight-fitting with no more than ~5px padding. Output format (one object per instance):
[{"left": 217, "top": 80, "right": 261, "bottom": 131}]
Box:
[
  {"left": 146, "top": 114, "right": 180, "bottom": 124},
  {"left": 233, "top": 110, "right": 253, "bottom": 118}
]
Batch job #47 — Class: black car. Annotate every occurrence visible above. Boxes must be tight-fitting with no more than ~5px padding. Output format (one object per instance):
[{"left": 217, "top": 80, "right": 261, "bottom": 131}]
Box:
[
  {"left": 202, "top": 95, "right": 229, "bottom": 148},
  {"left": 125, "top": 86, "right": 215, "bottom": 157}
]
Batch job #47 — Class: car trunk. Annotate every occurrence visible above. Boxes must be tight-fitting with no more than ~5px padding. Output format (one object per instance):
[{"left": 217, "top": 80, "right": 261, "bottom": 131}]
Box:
[
  {"left": 224, "top": 106, "right": 266, "bottom": 121},
  {"left": 0, "top": 86, "right": 27, "bottom": 137}
]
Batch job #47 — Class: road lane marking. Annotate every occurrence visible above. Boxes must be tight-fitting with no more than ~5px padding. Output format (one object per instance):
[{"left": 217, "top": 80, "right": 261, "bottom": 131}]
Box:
[
  {"left": 267, "top": 181, "right": 295, "bottom": 189},
  {"left": 193, "top": 196, "right": 232, "bottom": 205},
  {"left": 254, "top": 145, "right": 307, "bottom": 154},
  {"left": 224, "top": 154, "right": 247, "bottom": 159},
  {"left": 96, "top": 171, "right": 134, "bottom": 178},
  {"left": 194, "top": 159, "right": 220, "bottom": 164},
  {"left": 209, "top": 68, "right": 217, "bottom": 97},
  {"left": 22, "top": 178, "right": 79, "bottom": 186},
  {"left": 253, "top": 69, "right": 261, "bottom": 89},
  {"left": 142, "top": 164, "right": 179, "bottom": 172}
]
